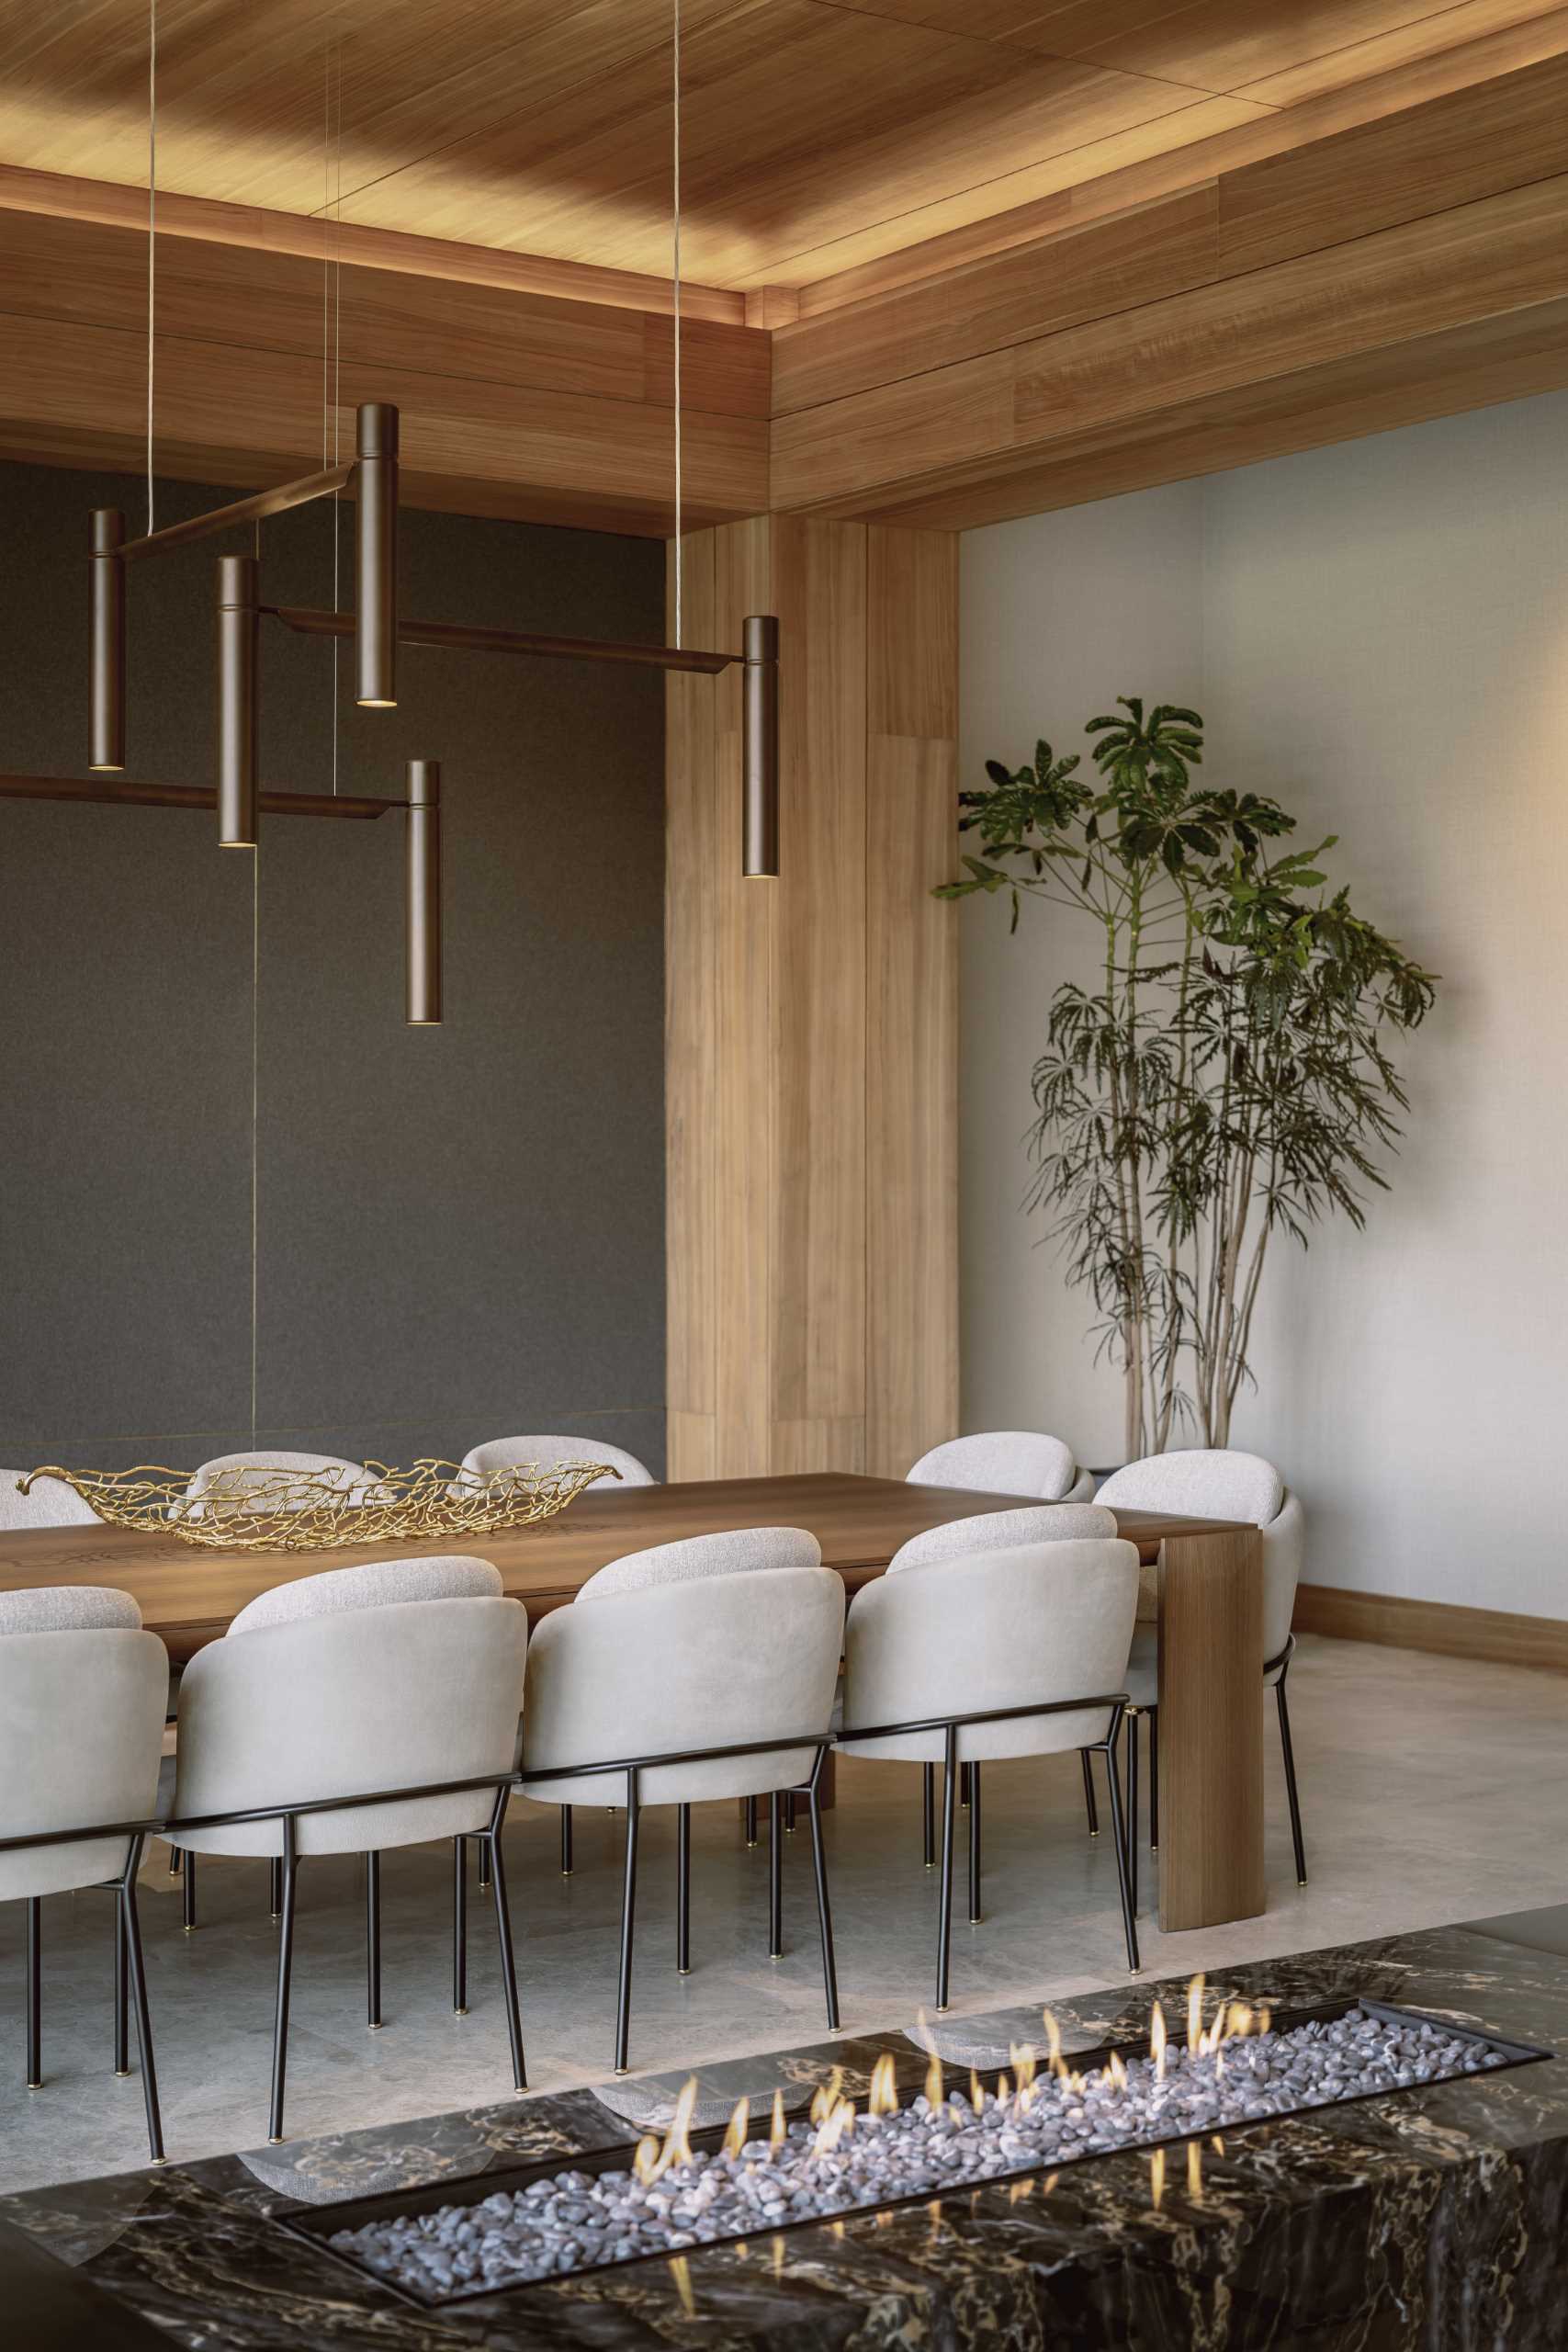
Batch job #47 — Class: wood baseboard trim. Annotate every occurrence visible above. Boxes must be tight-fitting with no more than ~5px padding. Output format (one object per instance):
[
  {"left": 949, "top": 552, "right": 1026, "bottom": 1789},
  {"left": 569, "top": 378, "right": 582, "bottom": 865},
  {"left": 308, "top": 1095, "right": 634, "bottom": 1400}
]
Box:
[{"left": 1295, "top": 1581, "right": 1568, "bottom": 1675}]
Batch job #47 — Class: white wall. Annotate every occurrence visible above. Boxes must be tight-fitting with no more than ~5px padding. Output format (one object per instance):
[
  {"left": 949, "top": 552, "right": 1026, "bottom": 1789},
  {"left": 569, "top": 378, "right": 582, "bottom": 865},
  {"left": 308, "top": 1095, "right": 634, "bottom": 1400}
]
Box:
[{"left": 960, "top": 392, "right": 1568, "bottom": 1618}]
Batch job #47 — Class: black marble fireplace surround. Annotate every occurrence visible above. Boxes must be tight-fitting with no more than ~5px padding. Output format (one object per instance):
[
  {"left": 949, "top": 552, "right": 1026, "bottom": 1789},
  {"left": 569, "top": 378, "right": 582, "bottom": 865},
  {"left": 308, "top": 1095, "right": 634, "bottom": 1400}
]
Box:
[{"left": 4, "top": 1918, "right": 1566, "bottom": 2350}]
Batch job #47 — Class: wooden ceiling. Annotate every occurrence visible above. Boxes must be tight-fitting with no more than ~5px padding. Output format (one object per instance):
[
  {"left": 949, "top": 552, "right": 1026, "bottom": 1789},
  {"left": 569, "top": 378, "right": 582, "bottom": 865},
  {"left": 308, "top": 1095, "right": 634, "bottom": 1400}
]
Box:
[
  {"left": 3, "top": 0, "right": 1567, "bottom": 300},
  {"left": 2, "top": 3, "right": 1568, "bottom": 534}
]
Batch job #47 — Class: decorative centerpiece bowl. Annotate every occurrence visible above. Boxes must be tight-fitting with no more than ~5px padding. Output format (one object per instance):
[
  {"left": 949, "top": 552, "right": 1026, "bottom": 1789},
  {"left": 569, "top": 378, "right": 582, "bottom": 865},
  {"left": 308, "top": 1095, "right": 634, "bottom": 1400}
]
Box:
[{"left": 19, "top": 1458, "right": 620, "bottom": 1554}]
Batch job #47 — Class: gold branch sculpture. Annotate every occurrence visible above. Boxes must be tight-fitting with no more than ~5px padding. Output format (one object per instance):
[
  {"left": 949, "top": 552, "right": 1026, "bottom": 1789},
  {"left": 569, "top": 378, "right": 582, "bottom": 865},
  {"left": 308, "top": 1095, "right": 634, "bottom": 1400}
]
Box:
[{"left": 20, "top": 1458, "right": 620, "bottom": 1554}]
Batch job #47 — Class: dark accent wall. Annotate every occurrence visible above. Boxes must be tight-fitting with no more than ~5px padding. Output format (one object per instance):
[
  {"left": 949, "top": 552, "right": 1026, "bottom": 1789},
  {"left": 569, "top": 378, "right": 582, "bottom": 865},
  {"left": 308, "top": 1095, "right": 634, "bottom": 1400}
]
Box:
[{"left": 0, "top": 461, "right": 666, "bottom": 1476}]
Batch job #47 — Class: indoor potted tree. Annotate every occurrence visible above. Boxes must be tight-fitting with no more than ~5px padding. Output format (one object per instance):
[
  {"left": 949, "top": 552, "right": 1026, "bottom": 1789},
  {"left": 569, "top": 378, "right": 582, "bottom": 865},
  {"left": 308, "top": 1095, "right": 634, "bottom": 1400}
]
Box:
[{"left": 940, "top": 700, "right": 1437, "bottom": 1461}]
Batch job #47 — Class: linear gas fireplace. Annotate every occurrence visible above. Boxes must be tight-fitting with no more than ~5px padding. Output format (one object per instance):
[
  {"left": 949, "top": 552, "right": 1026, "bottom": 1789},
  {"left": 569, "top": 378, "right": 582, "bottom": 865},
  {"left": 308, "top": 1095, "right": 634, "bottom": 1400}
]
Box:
[{"left": 288, "top": 1984, "right": 1548, "bottom": 2306}]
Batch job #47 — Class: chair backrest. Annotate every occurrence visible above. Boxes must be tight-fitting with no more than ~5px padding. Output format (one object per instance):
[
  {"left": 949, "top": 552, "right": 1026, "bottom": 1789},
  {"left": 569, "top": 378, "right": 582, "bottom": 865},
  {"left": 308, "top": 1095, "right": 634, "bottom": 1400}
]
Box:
[
  {"left": 1094, "top": 1448, "right": 1283, "bottom": 1526},
  {"left": 0, "top": 1595, "right": 168, "bottom": 1901},
  {"left": 185, "top": 1450, "right": 378, "bottom": 1515},
  {"left": 0, "top": 1470, "right": 101, "bottom": 1530},
  {"left": 840, "top": 1538, "right": 1139, "bottom": 1766},
  {"left": 174, "top": 1594, "right": 526, "bottom": 1859},
  {"left": 890, "top": 1503, "right": 1115, "bottom": 1572},
  {"left": 522, "top": 1564, "right": 843, "bottom": 1805},
  {"left": 578, "top": 1525, "right": 820, "bottom": 1601},
  {"left": 228, "top": 1554, "right": 502, "bottom": 1636},
  {"left": 908, "top": 1430, "right": 1079, "bottom": 1501},
  {"left": 459, "top": 1435, "right": 657, "bottom": 1487}
]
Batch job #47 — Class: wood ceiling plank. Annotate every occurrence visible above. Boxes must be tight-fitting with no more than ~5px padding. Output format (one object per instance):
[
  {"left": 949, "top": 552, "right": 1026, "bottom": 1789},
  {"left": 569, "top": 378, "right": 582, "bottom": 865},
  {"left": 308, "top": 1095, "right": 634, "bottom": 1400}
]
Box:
[
  {"left": 795, "top": 6, "right": 1568, "bottom": 309},
  {"left": 0, "top": 207, "right": 768, "bottom": 430},
  {"left": 844, "top": 292, "right": 1568, "bottom": 528},
  {"left": 771, "top": 168, "right": 1568, "bottom": 507},
  {"left": 0, "top": 160, "right": 747, "bottom": 322},
  {"left": 1233, "top": 0, "right": 1562, "bottom": 102},
  {"left": 1031, "top": 2, "right": 1469, "bottom": 88},
  {"left": 773, "top": 185, "right": 1219, "bottom": 414},
  {"left": 1217, "top": 44, "right": 1568, "bottom": 271}
]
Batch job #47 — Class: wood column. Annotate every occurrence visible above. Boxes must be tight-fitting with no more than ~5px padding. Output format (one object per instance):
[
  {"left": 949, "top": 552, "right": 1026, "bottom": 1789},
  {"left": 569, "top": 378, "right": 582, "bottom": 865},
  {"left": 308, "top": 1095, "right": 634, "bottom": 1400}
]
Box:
[{"left": 666, "top": 515, "right": 958, "bottom": 1482}]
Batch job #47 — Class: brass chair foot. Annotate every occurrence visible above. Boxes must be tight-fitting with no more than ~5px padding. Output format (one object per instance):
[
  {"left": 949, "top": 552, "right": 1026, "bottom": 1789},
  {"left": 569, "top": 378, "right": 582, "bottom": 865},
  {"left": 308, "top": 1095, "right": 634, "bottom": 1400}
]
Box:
[
  {"left": 1089, "top": 1829, "right": 1100, "bottom": 1839},
  {"left": 560, "top": 1868, "right": 573, "bottom": 1877},
  {"left": 453, "top": 2006, "right": 468, "bottom": 2018},
  {"left": 1298, "top": 1877, "right": 1309, "bottom": 1888},
  {"left": 181, "top": 1925, "right": 196, "bottom": 1936},
  {"left": 934, "top": 2005, "right": 950, "bottom": 2017},
  {"left": 367, "top": 2022, "right": 384, "bottom": 2032},
  {"left": 266, "top": 2135, "right": 285, "bottom": 2145},
  {"left": 614, "top": 2067, "right": 629, "bottom": 2078},
  {"left": 678, "top": 1967, "right": 692, "bottom": 1977},
  {"left": 115, "top": 2067, "right": 132, "bottom": 2078},
  {"left": 151, "top": 2155, "right": 170, "bottom": 2166},
  {"left": 27, "top": 2079, "right": 42, "bottom": 2092},
  {"left": 745, "top": 1838, "right": 759, "bottom": 1849},
  {"left": 270, "top": 1912, "right": 281, "bottom": 1924}
]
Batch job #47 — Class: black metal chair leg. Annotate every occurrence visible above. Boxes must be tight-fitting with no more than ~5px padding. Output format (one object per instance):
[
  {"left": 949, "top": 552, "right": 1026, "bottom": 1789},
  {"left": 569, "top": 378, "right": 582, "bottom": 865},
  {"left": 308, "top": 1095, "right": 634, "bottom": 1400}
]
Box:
[
  {"left": 1100, "top": 1728, "right": 1140, "bottom": 1975},
  {"left": 768, "top": 1793, "right": 784, "bottom": 1958},
  {"left": 167, "top": 1845, "right": 182, "bottom": 1878},
  {"left": 613, "top": 1769, "right": 640, "bottom": 2075},
  {"left": 959, "top": 1760, "right": 971, "bottom": 1809},
  {"left": 366, "top": 1852, "right": 382, "bottom": 2029},
  {"left": 784, "top": 1790, "right": 796, "bottom": 1833},
  {"left": 1276, "top": 1675, "right": 1308, "bottom": 1885},
  {"left": 1126, "top": 1711, "right": 1140, "bottom": 1917},
  {"left": 936, "top": 1730, "right": 958, "bottom": 2013},
  {"left": 967, "top": 1760, "right": 983, "bottom": 1925},
  {"left": 485, "top": 1790, "right": 526, "bottom": 2090},
  {"left": 453, "top": 1838, "right": 468, "bottom": 2016},
  {"left": 182, "top": 1849, "right": 197, "bottom": 1934},
  {"left": 560, "top": 1804, "right": 573, "bottom": 1877},
  {"left": 805, "top": 1751, "right": 839, "bottom": 2031},
  {"left": 477, "top": 1841, "right": 491, "bottom": 1895},
  {"left": 1148, "top": 1707, "right": 1160, "bottom": 1854},
  {"left": 114, "top": 1898, "right": 130, "bottom": 2075},
  {"left": 676, "top": 1804, "right": 692, "bottom": 1975},
  {"left": 267, "top": 1818, "right": 298, "bottom": 2144},
  {"left": 25, "top": 1896, "right": 41, "bottom": 2089},
  {"left": 1080, "top": 1747, "right": 1100, "bottom": 1837},
  {"left": 269, "top": 1857, "right": 282, "bottom": 1920},
  {"left": 922, "top": 1763, "right": 936, "bottom": 1868},
  {"left": 118, "top": 1842, "right": 164, "bottom": 2163},
  {"left": 744, "top": 1796, "right": 758, "bottom": 1848}
]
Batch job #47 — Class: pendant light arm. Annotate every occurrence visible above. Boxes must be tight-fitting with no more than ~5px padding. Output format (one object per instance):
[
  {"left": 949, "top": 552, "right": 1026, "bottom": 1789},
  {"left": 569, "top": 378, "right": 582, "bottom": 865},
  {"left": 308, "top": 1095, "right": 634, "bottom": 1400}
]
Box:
[
  {"left": 741, "top": 614, "right": 780, "bottom": 878},
  {"left": 405, "top": 760, "right": 442, "bottom": 1025},
  {"left": 89, "top": 508, "right": 127, "bottom": 773}
]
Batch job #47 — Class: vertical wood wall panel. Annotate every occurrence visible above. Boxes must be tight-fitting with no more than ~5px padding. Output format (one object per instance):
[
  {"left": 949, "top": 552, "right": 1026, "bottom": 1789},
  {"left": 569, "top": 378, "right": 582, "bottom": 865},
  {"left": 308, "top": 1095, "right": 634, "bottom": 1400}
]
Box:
[
  {"left": 666, "top": 514, "right": 957, "bottom": 1483},
  {"left": 866, "top": 527, "right": 960, "bottom": 1476}
]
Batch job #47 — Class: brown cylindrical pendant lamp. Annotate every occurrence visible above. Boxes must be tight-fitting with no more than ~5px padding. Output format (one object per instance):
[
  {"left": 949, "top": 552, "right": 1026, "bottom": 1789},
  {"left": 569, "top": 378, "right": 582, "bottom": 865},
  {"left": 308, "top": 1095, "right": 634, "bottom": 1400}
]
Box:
[
  {"left": 217, "top": 554, "right": 260, "bottom": 848},
  {"left": 356, "top": 401, "right": 400, "bottom": 708},
  {"left": 405, "top": 759, "right": 442, "bottom": 1024},
  {"left": 89, "top": 508, "right": 126, "bottom": 771},
  {"left": 741, "top": 614, "right": 780, "bottom": 877}
]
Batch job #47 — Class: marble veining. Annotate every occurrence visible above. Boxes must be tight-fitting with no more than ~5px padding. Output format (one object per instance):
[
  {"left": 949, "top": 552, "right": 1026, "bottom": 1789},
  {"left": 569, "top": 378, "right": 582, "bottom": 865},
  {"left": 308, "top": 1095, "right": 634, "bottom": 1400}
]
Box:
[{"left": 5, "top": 1925, "right": 1568, "bottom": 2349}]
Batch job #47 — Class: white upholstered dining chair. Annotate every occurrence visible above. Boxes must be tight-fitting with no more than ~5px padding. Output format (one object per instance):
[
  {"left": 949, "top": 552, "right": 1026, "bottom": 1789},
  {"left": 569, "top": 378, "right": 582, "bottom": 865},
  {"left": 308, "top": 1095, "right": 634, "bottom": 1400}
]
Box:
[
  {"left": 0, "top": 1587, "right": 168, "bottom": 2159},
  {"left": 0, "top": 1470, "right": 100, "bottom": 1528},
  {"left": 886, "top": 1502, "right": 1120, "bottom": 1868},
  {"left": 520, "top": 1531, "right": 842, "bottom": 2075},
  {"left": 1093, "top": 1448, "right": 1307, "bottom": 1905},
  {"left": 170, "top": 1555, "right": 527, "bottom": 2142},
  {"left": 839, "top": 1535, "right": 1141, "bottom": 2007},
  {"left": 908, "top": 1431, "right": 1096, "bottom": 1504},
  {"left": 459, "top": 1434, "right": 657, "bottom": 1487}
]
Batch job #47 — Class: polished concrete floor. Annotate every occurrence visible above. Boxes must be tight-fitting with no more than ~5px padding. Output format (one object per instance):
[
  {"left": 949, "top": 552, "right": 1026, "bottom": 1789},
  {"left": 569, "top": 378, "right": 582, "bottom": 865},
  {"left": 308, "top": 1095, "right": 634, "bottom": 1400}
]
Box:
[{"left": 2, "top": 1633, "right": 1565, "bottom": 2192}]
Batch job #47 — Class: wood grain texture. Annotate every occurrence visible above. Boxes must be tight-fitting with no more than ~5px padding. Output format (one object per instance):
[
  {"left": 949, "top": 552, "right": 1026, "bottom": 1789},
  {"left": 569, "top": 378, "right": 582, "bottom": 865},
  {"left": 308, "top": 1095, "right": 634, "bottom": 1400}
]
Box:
[
  {"left": 864, "top": 529, "right": 959, "bottom": 1477},
  {"left": 665, "top": 516, "right": 956, "bottom": 1485},
  {"left": 1156, "top": 1525, "right": 1266, "bottom": 1933},
  {"left": 1294, "top": 1581, "right": 1568, "bottom": 1673},
  {"left": 6, "top": 1, "right": 1562, "bottom": 297},
  {"left": 0, "top": 1472, "right": 1251, "bottom": 1656}
]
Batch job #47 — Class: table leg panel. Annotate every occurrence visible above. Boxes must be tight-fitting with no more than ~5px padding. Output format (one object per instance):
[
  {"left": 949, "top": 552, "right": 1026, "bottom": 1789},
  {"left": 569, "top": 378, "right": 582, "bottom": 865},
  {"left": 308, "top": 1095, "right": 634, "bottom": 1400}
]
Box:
[{"left": 1156, "top": 1527, "right": 1265, "bottom": 1933}]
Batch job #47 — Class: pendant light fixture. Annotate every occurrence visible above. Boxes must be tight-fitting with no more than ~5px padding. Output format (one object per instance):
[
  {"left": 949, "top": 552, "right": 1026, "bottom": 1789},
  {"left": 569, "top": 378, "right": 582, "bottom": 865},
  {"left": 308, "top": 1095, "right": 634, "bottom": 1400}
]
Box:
[
  {"left": 355, "top": 401, "right": 399, "bottom": 707},
  {"left": 217, "top": 554, "right": 260, "bottom": 847},
  {"left": 741, "top": 615, "right": 779, "bottom": 876},
  {"left": 88, "top": 508, "right": 126, "bottom": 770},
  {"left": 404, "top": 761, "right": 442, "bottom": 1024}
]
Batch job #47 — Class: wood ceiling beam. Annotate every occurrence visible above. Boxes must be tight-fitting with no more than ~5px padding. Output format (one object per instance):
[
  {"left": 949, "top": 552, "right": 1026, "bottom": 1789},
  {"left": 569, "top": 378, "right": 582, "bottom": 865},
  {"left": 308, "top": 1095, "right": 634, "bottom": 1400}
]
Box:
[{"left": 769, "top": 51, "right": 1568, "bottom": 527}]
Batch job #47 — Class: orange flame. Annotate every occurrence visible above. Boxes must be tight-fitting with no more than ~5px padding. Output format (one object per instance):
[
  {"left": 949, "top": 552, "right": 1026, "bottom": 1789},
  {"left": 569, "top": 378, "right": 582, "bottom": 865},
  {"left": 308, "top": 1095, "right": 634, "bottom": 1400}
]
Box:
[
  {"left": 1187, "top": 1973, "right": 1206, "bottom": 2052},
  {"left": 670, "top": 2254, "right": 696, "bottom": 2315},
  {"left": 869, "top": 2052, "right": 899, "bottom": 2117},
  {"left": 1150, "top": 2147, "right": 1166, "bottom": 2211},
  {"left": 1150, "top": 2001, "right": 1168, "bottom": 2082},
  {"left": 813, "top": 2097, "right": 855, "bottom": 2157},
  {"left": 633, "top": 2133, "right": 660, "bottom": 2186},
  {"left": 1010, "top": 2042, "right": 1038, "bottom": 2094},
  {"left": 996, "top": 2072, "right": 1011, "bottom": 2107},
  {"left": 1042, "top": 2007, "right": 1064, "bottom": 2075},
  {"left": 1107, "top": 2050, "right": 1128, "bottom": 2092},
  {"left": 770, "top": 2088, "right": 786, "bottom": 2151},
  {"left": 808, "top": 2067, "right": 843, "bottom": 2127},
  {"left": 1187, "top": 2141, "right": 1203, "bottom": 2203},
  {"left": 969, "top": 2069, "right": 984, "bottom": 2113},
  {"left": 654, "top": 2076, "right": 699, "bottom": 2177},
  {"left": 723, "top": 2097, "right": 750, "bottom": 2159}
]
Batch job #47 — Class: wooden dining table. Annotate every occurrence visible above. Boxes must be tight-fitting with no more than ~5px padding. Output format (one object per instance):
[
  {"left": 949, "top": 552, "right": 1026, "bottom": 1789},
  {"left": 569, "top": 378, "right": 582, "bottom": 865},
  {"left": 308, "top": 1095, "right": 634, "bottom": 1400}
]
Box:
[{"left": 0, "top": 1469, "right": 1263, "bottom": 1936}]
